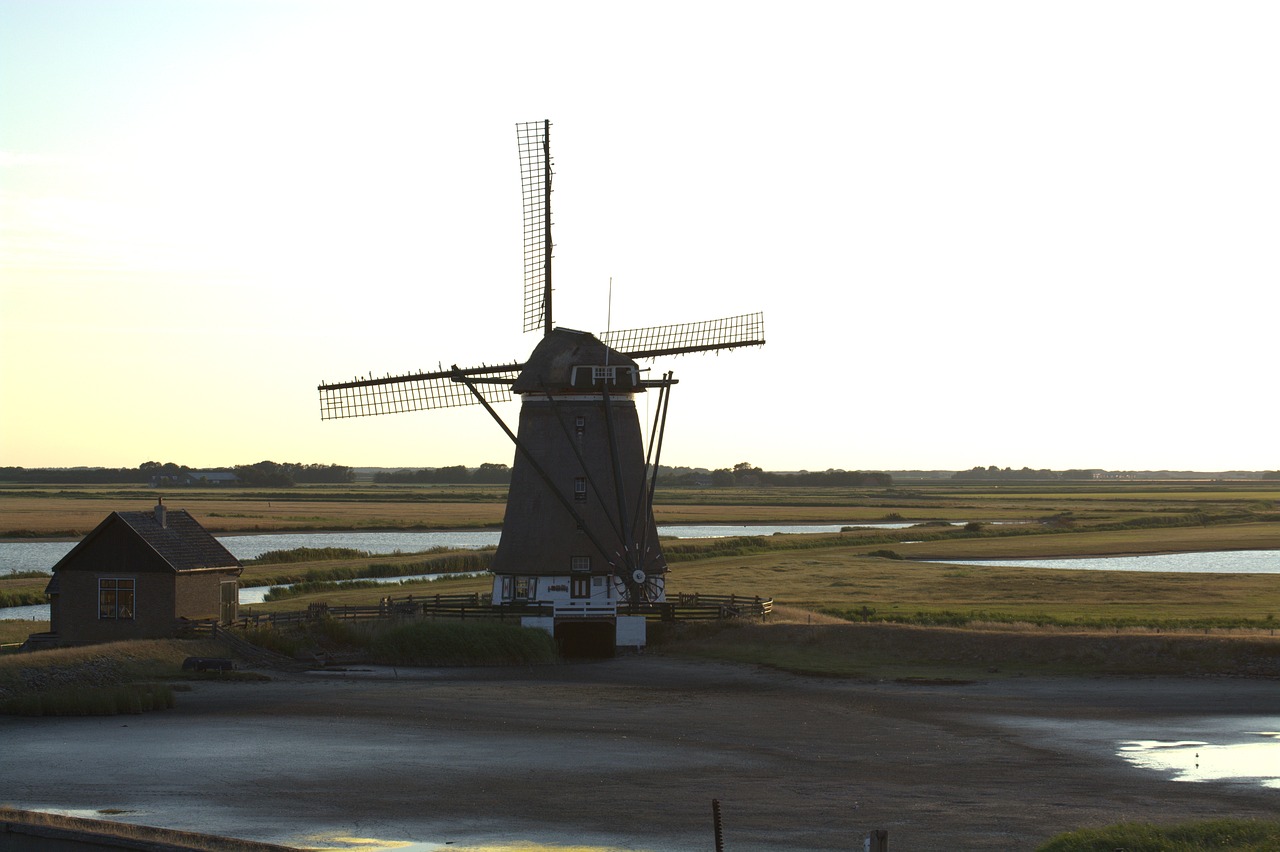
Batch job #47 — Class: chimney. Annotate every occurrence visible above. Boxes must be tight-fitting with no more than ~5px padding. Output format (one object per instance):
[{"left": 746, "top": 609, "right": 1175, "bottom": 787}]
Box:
[{"left": 156, "top": 497, "right": 167, "bottom": 529}]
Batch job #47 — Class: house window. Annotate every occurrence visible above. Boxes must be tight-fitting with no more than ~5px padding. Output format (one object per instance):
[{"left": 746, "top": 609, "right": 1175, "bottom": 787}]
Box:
[
  {"left": 571, "top": 556, "right": 590, "bottom": 573},
  {"left": 99, "top": 578, "right": 135, "bottom": 620},
  {"left": 514, "top": 577, "right": 530, "bottom": 601},
  {"left": 573, "top": 477, "right": 587, "bottom": 503}
]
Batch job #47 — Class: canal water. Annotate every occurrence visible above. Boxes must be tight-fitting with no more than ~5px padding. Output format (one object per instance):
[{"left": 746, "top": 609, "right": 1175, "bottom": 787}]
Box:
[
  {"left": 926, "top": 550, "right": 1280, "bottom": 574},
  {"left": 4, "top": 527, "right": 1278, "bottom": 621},
  {"left": 0, "top": 522, "right": 925, "bottom": 575}
]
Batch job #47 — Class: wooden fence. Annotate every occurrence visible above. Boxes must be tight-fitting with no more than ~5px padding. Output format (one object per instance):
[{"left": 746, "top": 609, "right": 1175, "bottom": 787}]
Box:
[{"left": 226, "top": 591, "right": 771, "bottom": 630}]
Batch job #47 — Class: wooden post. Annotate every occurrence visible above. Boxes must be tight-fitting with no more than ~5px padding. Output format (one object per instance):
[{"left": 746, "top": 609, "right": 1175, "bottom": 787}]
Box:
[
  {"left": 712, "top": 799, "right": 724, "bottom": 852},
  {"left": 865, "top": 829, "right": 888, "bottom": 851}
]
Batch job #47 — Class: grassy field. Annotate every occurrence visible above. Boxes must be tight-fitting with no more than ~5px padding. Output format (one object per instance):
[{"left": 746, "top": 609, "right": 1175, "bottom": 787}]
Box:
[
  {"left": 3, "top": 480, "right": 1277, "bottom": 537},
  {"left": 4, "top": 480, "right": 1279, "bottom": 653}
]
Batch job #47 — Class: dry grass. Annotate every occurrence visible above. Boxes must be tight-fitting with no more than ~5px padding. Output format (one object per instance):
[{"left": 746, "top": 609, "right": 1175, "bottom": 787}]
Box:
[
  {"left": 653, "top": 618, "right": 1280, "bottom": 680},
  {"left": 0, "top": 638, "right": 226, "bottom": 696},
  {"left": 0, "top": 619, "right": 46, "bottom": 645},
  {"left": 0, "top": 492, "right": 508, "bottom": 537},
  {"left": 8, "top": 480, "right": 1274, "bottom": 537},
  {"left": 895, "top": 522, "right": 1280, "bottom": 560},
  {"left": 665, "top": 548, "right": 1280, "bottom": 626}
]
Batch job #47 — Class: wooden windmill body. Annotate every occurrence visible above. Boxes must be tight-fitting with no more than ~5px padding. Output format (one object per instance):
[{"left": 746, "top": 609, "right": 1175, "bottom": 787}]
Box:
[{"left": 319, "top": 121, "right": 763, "bottom": 653}]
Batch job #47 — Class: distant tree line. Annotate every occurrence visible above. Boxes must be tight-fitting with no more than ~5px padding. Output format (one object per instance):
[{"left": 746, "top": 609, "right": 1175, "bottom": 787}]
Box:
[
  {"left": 0, "top": 461, "right": 355, "bottom": 486},
  {"left": 373, "top": 463, "right": 512, "bottom": 485},
  {"left": 951, "top": 466, "right": 1100, "bottom": 481},
  {"left": 0, "top": 466, "right": 144, "bottom": 484},
  {"left": 662, "top": 461, "right": 892, "bottom": 488},
  {"left": 231, "top": 461, "right": 356, "bottom": 486}
]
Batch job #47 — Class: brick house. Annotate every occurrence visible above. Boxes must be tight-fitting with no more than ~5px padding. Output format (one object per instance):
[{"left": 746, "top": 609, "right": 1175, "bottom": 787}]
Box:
[{"left": 42, "top": 500, "right": 242, "bottom": 645}]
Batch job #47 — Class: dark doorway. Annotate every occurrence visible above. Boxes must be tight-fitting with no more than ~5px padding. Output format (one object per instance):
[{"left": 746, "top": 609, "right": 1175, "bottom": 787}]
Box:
[{"left": 555, "top": 620, "right": 615, "bottom": 659}]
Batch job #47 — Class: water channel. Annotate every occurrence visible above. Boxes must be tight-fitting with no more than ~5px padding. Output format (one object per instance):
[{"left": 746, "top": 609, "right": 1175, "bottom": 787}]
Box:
[
  {"left": 0, "top": 522, "right": 919, "bottom": 575},
  {"left": 4, "top": 525, "right": 1280, "bottom": 621}
]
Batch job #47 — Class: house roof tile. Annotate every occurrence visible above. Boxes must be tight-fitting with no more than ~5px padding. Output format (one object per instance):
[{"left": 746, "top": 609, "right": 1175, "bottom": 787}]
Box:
[{"left": 113, "top": 509, "right": 240, "bottom": 572}]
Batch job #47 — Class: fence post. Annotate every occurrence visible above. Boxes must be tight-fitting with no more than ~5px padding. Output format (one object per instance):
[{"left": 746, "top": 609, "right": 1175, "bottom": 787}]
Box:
[{"left": 865, "top": 829, "right": 888, "bottom": 851}]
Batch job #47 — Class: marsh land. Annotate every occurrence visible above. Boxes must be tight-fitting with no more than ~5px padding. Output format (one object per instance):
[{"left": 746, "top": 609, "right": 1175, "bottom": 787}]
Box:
[{"left": 2, "top": 480, "right": 1279, "bottom": 849}]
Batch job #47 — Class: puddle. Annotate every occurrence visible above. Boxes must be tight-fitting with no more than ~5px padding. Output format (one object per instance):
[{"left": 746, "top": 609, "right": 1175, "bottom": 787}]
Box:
[{"left": 1118, "top": 732, "right": 1280, "bottom": 788}]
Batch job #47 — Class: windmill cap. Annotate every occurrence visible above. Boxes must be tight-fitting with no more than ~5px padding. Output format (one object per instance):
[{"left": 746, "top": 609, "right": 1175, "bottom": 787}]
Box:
[{"left": 513, "top": 327, "right": 639, "bottom": 394}]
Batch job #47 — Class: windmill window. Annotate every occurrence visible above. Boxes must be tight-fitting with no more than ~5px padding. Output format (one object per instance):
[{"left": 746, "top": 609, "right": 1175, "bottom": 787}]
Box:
[
  {"left": 573, "top": 477, "right": 587, "bottom": 503},
  {"left": 575, "top": 416, "right": 585, "bottom": 437},
  {"left": 570, "top": 575, "right": 591, "bottom": 598},
  {"left": 571, "top": 556, "right": 590, "bottom": 573},
  {"left": 514, "top": 577, "right": 530, "bottom": 601},
  {"left": 99, "top": 577, "right": 135, "bottom": 620}
]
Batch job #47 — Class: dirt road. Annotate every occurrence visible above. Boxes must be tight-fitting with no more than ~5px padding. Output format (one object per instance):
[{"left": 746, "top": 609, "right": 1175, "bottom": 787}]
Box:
[{"left": 2, "top": 657, "right": 1277, "bottom": 850}]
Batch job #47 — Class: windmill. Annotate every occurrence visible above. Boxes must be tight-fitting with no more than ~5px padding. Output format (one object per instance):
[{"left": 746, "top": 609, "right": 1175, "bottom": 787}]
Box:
[{"left": 318, "top": 120, "right": 764, "bottom": 652}]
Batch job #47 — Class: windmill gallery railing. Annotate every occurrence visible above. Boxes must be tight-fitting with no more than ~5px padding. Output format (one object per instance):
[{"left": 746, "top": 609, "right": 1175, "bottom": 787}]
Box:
[{"left": 220, "top": 591, "right": 772, "bottom": 630}]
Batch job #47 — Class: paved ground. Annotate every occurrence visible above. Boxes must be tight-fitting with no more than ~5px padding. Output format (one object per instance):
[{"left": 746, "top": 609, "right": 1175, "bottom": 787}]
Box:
[{"left": 2, "top": 657, "right": 1277, "bottom": 850}]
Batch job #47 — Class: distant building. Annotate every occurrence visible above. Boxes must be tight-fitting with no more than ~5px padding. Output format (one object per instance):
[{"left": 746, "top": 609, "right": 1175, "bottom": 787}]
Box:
[{"left": 36, "top": 500, "right": 242, "bottom": 647}]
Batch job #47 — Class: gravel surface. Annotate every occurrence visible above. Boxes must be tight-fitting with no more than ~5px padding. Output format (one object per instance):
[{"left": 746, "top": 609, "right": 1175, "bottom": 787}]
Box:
[{"left": 2, "top": 656, "right": 1277, "bottom": 850}]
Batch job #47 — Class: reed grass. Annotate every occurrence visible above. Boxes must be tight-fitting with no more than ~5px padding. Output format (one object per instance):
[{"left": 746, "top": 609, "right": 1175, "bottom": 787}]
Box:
[
  {"left": 246, "top": 546, "right": 371, "bottom": 564},
  {"left": 652, "top": 619, "right": 1280, "bottom": 680},
  {"left": 1036, "top": 818, "right": 1280, "bottom": 851},
  {"left": 247, "top": 549, "right": 492, "bottom": 588},
  {"left": 236, "top": 618, "right": 558, "bottom": 666},
  {"left": 0, "top": 589, "right": 46, "bottom": 607}
]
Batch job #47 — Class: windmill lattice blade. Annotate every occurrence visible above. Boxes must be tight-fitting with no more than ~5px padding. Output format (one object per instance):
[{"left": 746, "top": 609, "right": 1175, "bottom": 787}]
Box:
[
  {"left": 318, "top": 364, "right": 522, "bottom": 420},
  {"left": 517, "top": 120, "right": 552, "bottom": 335},
  {"left": 602, "top": 312, "right": 765, "bottom": 360}
]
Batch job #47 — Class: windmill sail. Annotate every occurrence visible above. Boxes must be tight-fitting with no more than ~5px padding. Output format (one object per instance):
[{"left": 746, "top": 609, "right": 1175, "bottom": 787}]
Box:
[
  {"left": 517, "top": 120, "right": 553, "bottom": 336},
  {"left": 318, "top": 363, "right": 522, "bottom": 420},
  {"left": 601, "top": 312, "right": 765, "bottom": 360}
]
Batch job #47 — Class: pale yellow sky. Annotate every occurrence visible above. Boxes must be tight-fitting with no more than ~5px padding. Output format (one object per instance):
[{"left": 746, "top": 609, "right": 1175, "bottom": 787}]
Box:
[{"left": 2, "top": 1, "right": 1277, "bottom": 472}]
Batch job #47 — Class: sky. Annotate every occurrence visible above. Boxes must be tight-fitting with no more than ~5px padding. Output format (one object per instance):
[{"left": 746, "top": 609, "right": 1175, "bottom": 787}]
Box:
[{"left": 2, "top": 1, "right": 1277, "bottom": 474}]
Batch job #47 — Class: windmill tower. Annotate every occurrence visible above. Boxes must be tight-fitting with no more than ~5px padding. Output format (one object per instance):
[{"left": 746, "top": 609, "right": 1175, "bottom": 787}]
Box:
[{"left": 318, "top": 121, "right": 764, "bottom": 653}]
